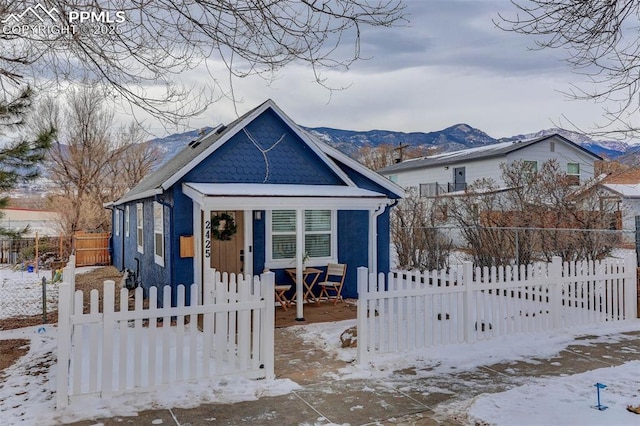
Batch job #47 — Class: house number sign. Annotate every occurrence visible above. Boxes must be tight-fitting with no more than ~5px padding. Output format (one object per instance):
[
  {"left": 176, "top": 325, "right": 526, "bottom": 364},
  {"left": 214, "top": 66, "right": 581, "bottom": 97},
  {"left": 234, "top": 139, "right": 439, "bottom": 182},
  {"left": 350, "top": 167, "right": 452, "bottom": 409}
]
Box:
[{"left": 204, "top": 219, "right": 211, "bottom": 258}]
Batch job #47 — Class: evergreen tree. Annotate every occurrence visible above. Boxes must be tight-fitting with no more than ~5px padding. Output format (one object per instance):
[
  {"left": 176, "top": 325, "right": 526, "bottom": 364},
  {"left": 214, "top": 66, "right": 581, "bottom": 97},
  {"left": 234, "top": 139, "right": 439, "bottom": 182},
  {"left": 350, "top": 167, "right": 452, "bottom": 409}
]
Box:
[{"left": 0, "top": 87, "right": 55, "bottom": 237}]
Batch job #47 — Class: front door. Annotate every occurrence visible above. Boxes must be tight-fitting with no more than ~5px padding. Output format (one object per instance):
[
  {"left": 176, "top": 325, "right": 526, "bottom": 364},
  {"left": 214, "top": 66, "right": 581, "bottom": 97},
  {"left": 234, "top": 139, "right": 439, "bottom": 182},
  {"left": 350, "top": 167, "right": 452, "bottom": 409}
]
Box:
[{"left": 206, "top": 210, "right": 245, "bottom": 275}]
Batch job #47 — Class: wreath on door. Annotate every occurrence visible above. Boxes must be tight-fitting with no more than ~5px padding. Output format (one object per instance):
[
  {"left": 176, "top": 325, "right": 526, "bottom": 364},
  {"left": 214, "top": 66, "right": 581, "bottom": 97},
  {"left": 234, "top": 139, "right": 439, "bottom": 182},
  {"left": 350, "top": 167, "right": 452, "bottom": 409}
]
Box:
[{"left": 211, "top": 212, "right": 238, "bottom": 241}]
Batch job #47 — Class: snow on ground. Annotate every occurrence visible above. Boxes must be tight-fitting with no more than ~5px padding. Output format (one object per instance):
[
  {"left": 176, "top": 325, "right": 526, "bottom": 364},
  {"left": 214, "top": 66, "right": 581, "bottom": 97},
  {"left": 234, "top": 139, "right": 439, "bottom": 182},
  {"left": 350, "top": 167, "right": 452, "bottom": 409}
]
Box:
[
  {"left": 1, "top": 263, "right": 640, "bottom": 425},
  {"left": 293, "top": 319, "right": 640, "bottom": 425},
  {"left": 0, "top": 325, "right": 300, "bottom": 425},
  {"left": 0, "top": 265, "right": 100, "bottom": 320}
]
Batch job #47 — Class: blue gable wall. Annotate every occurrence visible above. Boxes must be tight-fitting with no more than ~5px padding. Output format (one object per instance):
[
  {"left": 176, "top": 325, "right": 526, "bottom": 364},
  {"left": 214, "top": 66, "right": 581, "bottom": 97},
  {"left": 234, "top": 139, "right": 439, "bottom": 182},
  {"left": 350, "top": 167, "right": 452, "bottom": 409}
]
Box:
[{"left": 184, "top": 109, "right": 343, "bottom": 185}]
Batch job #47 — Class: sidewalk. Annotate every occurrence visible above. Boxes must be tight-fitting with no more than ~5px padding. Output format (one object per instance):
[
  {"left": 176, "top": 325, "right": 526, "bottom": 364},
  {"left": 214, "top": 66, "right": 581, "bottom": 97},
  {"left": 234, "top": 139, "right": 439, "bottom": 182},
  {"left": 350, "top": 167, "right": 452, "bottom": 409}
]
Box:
[{"left": 67, "top": 326, "right": 640, "bottom": 426}]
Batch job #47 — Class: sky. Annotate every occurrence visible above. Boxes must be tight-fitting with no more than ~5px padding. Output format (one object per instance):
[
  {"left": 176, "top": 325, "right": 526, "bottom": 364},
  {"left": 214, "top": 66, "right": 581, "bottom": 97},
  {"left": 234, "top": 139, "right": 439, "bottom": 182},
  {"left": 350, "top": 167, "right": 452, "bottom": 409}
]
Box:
[{"left": 136, "top": 1, "right": 637, "bottom": 141}]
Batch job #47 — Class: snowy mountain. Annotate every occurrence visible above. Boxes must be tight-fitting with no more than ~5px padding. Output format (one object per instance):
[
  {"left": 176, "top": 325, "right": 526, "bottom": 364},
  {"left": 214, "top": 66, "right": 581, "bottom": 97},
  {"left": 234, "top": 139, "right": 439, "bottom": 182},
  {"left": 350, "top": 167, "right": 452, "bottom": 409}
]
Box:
[
  {"left": 499, "top": 128, "right": 629, "bottom": 159},
  {"left": 142, "top": 124, "right": 632, "bottom": 171}
]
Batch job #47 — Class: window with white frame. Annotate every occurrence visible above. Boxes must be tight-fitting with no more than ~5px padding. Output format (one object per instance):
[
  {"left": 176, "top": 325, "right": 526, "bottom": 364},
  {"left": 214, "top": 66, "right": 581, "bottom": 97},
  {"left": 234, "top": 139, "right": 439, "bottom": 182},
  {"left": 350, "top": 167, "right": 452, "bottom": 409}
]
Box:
[
  {"left": 153, "top": 202, "right": 164, "bottom": 266},
  {"left": 114, "top": 209, "right": 120, "bottom": 236},
  {"left": 136, "top": 203, "right": 144, "bottom": 253},
  {"left": 567, "top": 163, "right": 580, "bottom": 185},
  {"left": 268, "top": 210, "right": 335, "bottom": 266},
  {"left": 125, "top": 205, "right": 130, "bottom": 237}
]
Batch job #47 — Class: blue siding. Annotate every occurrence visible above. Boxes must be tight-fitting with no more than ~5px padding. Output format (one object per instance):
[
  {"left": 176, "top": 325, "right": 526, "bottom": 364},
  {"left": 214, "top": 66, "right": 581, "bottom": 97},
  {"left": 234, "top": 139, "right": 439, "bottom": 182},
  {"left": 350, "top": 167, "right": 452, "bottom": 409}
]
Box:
[
  {"left": 338, "top": 210, "right": 369, "bottom": 298},
  {"left": 184, "top": 109, "right": 342, "bottom": 185}
]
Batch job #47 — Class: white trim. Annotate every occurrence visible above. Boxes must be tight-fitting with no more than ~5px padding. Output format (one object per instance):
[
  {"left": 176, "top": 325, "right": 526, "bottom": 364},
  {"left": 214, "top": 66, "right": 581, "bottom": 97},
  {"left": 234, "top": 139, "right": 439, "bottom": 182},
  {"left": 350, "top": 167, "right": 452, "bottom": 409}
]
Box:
[
  {"left": 114, "top": 210, "right": 120, "bottom": 237},
  {"left": 116, "top": 188, "right": 163, "bottom": 206},
  {"left": 244, "top": 209, "right": 253, "bottom": 277},
  {"left": 136, "top": 203, "right": 144, "bottom": 254},
  {"left": 193, "top": 205, "right": 202, "bottom": 301},
  {"left": 124, "top": 205, "right": 130, "bottom": 237},
  {"left": 153, "top": 202, "right": 165, "bottom": 267},
  {"left": 315, "top": 137, "right": 405, "bottom": 198},
  {"left": 183, "top": 183, "right": 389, "bottom": 211}
]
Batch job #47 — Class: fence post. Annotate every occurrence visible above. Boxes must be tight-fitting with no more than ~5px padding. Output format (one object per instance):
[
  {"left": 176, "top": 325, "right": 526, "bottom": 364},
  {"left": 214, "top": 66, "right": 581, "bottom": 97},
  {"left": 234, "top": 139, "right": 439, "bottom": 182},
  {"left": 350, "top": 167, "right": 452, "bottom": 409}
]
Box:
[
  {"left": 550, "top": 256, "right": 563, "bottom": 329},
  {"left": 102, "top": 280, "right": 115, "bottom": 399},
  {"left": 462, "top": 262, "right": 473, "bottom": 343},
  {"left": 356, "top": 266, "right": 369, "bottom": 365},
  {"left": 624, "top": 254, "right": 638, "bottom": 319},
  {"left": 56, "top": 282, "right": 71, "bottom": 409},
  {"left": 63, "top": 255, "right": 76, "bottom": 314},
  {"left": 261, "top": 271, "right": 275, "bottom": 380},
  {"left": 42, "top": 276, "right": 47, "bottom": 324}
]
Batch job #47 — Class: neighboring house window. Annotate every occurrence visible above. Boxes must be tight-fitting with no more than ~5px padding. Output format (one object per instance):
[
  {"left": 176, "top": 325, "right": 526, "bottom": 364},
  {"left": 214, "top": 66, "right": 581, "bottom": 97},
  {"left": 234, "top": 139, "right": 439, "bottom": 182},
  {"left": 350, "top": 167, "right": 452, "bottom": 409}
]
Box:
[
  {"left": 550, "top": 141, "right": 555, "bottom": 152},
  {"left": 125, "top": 205, "right": 130, "bottom": 237},
  {"left": 136, "top": 203, "right": 144, "bottom": 253},
  {"left": 389, "top": 174, "right": 398, "bottom": 183},
  {"left": 523, "top": 160, "right": 538, "bottom": 173},
  {"left": 567, "top": 163, "right": 580, "bottom": 185},
  {"left": 268, "top": 210, "right": 335, "bottom": 266},
  {"left": 153, "top": 202, "right": 164, "bottom": 266},
  {"left": 114, "top": 210, "right": 120, "bottom": 236}
]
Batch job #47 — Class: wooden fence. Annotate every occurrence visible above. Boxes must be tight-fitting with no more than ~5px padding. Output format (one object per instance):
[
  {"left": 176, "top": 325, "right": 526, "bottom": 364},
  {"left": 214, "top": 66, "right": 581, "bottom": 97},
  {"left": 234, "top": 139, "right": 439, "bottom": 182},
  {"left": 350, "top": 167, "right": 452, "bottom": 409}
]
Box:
[
  {"left": 56, "top": 271, "right": 275, "bottom": 409},
  {"left": 357, "top": 255, "right": 637, "bottom": 364},
  {"left": 73, "top": 232, "right": 110, "bottom": 266}
]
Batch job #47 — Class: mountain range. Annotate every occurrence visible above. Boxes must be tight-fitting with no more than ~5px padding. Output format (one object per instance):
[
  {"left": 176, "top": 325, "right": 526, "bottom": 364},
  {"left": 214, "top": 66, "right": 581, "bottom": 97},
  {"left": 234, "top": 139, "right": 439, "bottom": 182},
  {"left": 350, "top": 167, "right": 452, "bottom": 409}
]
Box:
[{"left": 148, "top": 123, "right": 636, "bottom": 169}]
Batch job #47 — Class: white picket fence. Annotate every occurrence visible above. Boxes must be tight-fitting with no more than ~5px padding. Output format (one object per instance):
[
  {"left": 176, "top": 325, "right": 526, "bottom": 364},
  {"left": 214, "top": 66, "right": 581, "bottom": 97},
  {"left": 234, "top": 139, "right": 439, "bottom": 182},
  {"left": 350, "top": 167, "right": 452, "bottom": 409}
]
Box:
[
  {"left": 356, "top": 255, "right": 638, "bottom": 364},
  {"left": 56, "top": 271, "right": 275, "bottom": 409}
]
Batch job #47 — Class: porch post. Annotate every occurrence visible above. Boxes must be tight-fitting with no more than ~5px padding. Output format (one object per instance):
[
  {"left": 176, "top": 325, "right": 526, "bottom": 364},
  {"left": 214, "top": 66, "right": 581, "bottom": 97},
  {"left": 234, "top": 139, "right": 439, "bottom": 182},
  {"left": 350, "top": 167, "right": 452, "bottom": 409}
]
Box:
[{"left": 295, "top": 208, "right": 305, "bottom": 320}]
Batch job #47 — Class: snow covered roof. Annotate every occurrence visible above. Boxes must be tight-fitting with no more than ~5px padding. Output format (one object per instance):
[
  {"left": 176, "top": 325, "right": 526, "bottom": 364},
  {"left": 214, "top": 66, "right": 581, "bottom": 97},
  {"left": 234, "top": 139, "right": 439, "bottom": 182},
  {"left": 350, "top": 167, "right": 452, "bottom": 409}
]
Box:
[
  {"left": 601, "top": 183, "right": 640, "bottom": 198},
  {"left": 378, "top": 134, "right": 602, "bottom": 174}
]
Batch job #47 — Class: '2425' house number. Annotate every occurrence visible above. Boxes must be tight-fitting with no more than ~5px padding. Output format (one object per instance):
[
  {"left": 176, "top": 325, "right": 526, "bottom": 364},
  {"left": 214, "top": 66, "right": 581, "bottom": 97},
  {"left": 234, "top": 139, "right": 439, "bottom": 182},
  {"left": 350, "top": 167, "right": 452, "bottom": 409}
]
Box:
[{"left": 204, "top": 220, "right": 211, "bottom": 258}]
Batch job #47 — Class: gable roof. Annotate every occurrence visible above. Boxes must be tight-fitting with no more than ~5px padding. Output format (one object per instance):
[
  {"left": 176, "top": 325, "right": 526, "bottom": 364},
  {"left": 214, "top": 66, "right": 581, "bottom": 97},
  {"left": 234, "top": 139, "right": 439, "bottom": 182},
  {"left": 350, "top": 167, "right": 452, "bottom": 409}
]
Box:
[
  {"left": 378, "top": 134, "right": 603, "bottom": 174},
  {"left": 114, "top": 99, "right": 403, "bottom": 205}
]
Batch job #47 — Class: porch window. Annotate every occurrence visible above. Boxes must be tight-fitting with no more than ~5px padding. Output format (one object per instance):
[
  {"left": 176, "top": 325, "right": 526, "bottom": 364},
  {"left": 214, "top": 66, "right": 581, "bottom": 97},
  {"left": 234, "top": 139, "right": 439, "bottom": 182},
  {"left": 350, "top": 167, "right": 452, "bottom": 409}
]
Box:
[
  {"left": 136, "top": 203, "right": 144, "bottom": 254},
  {"left": 153, "top": 202, "right": 164, "bottom": 266},
  {"left": 125, "top": 205, "right": 130, "bottom": 237},
  {"left": 268, "top": 210, "right": 335, "bottom": 267}
]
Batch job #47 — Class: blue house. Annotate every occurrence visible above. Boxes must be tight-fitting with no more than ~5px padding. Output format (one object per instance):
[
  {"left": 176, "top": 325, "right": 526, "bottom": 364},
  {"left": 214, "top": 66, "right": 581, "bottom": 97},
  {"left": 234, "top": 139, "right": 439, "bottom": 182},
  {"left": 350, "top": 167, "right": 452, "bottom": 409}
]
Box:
[{"left": 108, "top": 100, "right": 403, "bottom": 316}]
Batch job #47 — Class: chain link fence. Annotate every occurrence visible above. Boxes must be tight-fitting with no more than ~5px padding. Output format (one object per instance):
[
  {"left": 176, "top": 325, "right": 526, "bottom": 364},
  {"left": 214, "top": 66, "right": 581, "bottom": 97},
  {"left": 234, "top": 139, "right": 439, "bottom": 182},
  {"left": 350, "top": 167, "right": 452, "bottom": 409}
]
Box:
[{"left": 0, "top": 235, "right": 72, "bottom": 323}]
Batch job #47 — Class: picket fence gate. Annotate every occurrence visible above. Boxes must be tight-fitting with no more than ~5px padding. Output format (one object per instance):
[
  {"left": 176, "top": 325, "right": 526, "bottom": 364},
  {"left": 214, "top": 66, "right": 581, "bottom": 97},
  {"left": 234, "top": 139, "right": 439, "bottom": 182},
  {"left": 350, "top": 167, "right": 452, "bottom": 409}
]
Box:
[
  {"left": 356, "top": 255, "right": 638, "bottom": 364},
  {"left": 56, "top": 270, "right": 275, "bottom": 409}
]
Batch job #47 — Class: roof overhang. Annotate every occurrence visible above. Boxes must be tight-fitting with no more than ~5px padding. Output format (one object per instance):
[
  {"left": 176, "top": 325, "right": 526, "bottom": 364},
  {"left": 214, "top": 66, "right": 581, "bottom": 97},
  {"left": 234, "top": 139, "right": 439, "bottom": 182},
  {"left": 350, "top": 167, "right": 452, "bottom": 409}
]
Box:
[{"left": 183, "top": 183, "right": 394, "bottom": 210}]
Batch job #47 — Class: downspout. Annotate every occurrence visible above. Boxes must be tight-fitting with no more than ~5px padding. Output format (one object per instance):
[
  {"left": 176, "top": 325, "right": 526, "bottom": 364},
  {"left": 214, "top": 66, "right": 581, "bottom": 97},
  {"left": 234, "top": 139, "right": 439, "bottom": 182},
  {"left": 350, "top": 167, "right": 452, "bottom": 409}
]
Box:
[
  {"left": 369, "top": 199, "right": 398, "bottom": 275},
  {"left": 155, "top": 195, "right": 174, "bottom": 293}
]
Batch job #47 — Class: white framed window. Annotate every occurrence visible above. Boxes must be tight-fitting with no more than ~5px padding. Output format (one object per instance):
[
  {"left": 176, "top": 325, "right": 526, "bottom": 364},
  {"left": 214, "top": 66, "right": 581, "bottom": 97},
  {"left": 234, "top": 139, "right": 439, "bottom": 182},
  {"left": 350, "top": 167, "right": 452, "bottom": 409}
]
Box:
[
  {"left": 125, "top": 205, "right": 130, "bottom": 237},
  {"left": 153, "top": 202, "right": 164, "bottom": 266},
  {"left": 267, "top": 209, "right": 336, "bottom": 268},
  {"left": 136, "top": 203, "right": 144, "bottom": 253},
  {"left": 567, "top": 163, "right": 580, "bottom": 185},
  {"left": 114, "top": 209, "right": 120, "bottom": 236}
]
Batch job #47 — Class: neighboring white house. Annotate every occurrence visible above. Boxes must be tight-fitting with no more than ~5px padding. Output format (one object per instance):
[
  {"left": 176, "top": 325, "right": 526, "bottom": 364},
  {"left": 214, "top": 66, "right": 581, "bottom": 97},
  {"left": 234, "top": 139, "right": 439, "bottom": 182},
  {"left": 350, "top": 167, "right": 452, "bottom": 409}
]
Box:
[
  {"left": 0, "top": 208, "right": 62, "bottom": 237},
  {"left": 378, "top": 134, "right": 603, "bottom": 196},
  {"left": 600, "top": 168, "right": 640, "bottom": 235}
]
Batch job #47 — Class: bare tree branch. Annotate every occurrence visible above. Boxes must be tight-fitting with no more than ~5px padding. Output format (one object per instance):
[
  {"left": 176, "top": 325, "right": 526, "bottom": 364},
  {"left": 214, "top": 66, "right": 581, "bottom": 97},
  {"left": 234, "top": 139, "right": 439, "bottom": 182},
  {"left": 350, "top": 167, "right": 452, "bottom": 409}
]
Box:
[{"left": 0, "top": 1, "right": 406, "bottom": 124}]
